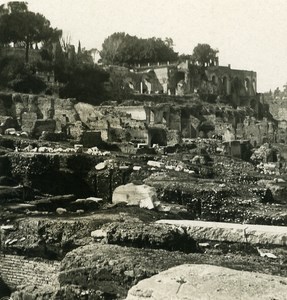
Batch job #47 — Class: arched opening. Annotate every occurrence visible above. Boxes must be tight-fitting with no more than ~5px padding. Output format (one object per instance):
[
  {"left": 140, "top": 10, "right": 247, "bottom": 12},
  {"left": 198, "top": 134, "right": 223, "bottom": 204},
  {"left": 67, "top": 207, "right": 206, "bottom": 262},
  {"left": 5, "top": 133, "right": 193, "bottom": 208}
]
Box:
[
  {"left": 232, "top": 77, "right": 241, "bottom": 94},
  {"left": 252, "top": 79, "right": 256, "bottom": 93},
  {"left": 175, "top": 71, "right": 185, "bottom": 82},
  {"left": 162, "top": 111, "right": 168, "bottom": 124},
  {"left": 150, "top": 110, "right": 155, "bottom": 124},
  {"left": 212, "top": 75, "right": 217, "bottom": 84},
  {"left": 245, "top": 78, "right": 250, "bottom": 94},
  {"left": 222, "top": 76, "right": 228, "bottom": 94}
]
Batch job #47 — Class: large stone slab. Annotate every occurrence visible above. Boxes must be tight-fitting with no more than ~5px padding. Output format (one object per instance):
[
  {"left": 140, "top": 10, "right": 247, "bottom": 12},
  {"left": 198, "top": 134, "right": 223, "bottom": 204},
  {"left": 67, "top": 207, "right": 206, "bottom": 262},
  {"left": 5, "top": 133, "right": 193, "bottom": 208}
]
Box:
[
  {"left": 126, "top": 264, "right": 287, "bottom": 300},
  {"left": 156, "top": 220, "right": 287, "bottom": 246}
]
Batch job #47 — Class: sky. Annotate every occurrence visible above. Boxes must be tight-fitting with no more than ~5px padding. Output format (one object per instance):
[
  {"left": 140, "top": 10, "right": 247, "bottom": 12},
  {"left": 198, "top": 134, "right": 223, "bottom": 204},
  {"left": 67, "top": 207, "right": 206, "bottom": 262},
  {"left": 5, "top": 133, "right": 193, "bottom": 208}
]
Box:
[{"left": 7, "top": 0, "right": 287, "bottom": 92}]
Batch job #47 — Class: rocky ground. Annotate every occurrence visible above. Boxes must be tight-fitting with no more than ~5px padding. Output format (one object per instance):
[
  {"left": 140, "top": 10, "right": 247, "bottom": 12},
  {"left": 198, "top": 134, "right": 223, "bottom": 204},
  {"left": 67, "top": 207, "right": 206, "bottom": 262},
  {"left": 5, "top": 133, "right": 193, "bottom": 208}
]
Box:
[{"left": 0, "top": 135, "right": 287, "bottom": 299}]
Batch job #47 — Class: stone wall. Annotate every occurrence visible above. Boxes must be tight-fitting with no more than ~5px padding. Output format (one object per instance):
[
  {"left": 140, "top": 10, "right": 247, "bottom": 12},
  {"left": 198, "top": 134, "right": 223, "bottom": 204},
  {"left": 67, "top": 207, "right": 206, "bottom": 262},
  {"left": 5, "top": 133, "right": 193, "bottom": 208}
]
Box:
[
  {"left": 0, "top": 93, "right": 80, "bottom": 137},
  {"left": 0, "top": 254, "right": 59, "bottom": 289}
]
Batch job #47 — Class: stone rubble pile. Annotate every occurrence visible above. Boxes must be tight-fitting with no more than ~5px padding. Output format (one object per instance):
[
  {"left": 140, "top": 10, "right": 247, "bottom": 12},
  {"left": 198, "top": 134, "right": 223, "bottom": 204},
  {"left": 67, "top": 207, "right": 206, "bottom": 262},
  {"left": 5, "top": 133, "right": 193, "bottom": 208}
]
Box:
[{"left": 15, "top": 145, "right": 111, "bottom": 156}]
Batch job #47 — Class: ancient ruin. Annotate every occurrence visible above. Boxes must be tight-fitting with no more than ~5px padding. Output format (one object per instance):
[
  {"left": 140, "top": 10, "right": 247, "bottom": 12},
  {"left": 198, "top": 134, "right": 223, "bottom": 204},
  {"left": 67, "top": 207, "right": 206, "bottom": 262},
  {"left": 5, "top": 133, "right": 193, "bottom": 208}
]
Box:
[{"left": 0, "top": 1, "right": 287, "bottom": 300}]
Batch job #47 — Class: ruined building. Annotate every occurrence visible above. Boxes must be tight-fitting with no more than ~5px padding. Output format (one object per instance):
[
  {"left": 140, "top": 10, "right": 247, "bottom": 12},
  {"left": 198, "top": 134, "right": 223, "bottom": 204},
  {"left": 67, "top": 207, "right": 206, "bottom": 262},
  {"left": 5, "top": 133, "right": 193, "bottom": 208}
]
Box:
[
  {"left": 0, "top": 54, "right": 281, "bottom": 151},
  {"left": 131, "top": 59, "right": 258, "bottom": 106}
]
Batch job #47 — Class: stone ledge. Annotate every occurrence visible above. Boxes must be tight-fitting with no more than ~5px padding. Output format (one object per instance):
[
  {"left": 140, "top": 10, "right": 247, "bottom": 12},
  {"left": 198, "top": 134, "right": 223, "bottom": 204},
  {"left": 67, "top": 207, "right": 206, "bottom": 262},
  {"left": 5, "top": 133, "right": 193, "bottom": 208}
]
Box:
[{"left": 156, "top": 220, "right": 287, "bottom": 245}]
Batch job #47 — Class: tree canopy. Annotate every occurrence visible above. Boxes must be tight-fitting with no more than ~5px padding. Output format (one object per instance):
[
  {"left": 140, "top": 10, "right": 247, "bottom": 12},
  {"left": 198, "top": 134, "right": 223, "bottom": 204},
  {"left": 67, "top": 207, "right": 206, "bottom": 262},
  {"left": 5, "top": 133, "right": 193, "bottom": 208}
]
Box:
[
  {"left": 0, "top": 1, "right": 62, "bottom": 62},
  {"left": 191, "top": 43, "right": 218, "bottom": 67},
  {"left": 100, "top": 32, "right": 178, "bottom": 66}
]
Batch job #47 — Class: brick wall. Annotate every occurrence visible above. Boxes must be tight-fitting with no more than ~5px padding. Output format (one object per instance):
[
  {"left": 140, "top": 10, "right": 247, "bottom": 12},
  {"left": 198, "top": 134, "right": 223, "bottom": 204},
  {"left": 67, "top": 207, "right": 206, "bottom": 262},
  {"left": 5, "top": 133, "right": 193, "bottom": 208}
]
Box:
[{"left": 0, "top": 254, "right": 60, "bottom": 289}]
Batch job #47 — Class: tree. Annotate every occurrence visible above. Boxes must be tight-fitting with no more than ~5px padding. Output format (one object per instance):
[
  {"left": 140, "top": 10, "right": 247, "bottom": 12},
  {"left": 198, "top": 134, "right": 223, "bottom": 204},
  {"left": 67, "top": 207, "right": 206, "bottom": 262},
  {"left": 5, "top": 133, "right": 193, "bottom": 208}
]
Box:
[
  {"left": 0, "top": 2, "right": 62, "bottom": 62},
  {"left": 191, "top": 44, "right": 218, "bottom": 67},
  {"left": 59, "top": 64, "right": 109, "bottom": 104},
  {"left": 100, "top": 32, "right": 178, "bottom": 66}
]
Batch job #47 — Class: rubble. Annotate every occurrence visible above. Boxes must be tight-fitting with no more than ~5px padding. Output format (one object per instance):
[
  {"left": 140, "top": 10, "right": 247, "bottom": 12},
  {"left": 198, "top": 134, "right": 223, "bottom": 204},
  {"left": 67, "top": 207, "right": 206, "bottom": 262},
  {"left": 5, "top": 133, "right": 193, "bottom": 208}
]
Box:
[{"left": 1, "top": 90, "right": 287, "bottom": 299}]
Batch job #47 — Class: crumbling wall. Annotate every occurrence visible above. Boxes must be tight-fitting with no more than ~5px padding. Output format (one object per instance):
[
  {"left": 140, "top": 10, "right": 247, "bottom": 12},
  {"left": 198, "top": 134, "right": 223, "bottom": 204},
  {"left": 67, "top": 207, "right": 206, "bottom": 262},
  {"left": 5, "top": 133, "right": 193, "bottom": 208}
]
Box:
[
  {"left": 0, "top": 93, "right": 80, "bottom": 136},
  {"left": 242, "top": 117, "right": 274, "bottom": 146},
  {"left": 53, "top": 98, "right": 79, "bottom": 132}
]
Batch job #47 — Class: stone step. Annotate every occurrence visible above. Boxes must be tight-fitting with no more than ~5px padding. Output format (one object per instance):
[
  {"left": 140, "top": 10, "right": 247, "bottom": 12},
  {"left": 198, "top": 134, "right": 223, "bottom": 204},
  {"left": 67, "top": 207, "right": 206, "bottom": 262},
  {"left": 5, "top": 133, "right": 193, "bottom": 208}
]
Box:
[{"left": 156, "top": 219, "right": 287, "bottom": 246}]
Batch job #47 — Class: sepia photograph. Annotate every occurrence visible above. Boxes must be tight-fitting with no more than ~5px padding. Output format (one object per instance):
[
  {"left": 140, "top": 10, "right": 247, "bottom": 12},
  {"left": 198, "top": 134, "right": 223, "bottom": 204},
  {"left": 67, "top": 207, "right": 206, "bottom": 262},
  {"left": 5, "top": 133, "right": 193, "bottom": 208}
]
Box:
[{"left": 0, "top": 0, "right": 287, "bottom": 299}]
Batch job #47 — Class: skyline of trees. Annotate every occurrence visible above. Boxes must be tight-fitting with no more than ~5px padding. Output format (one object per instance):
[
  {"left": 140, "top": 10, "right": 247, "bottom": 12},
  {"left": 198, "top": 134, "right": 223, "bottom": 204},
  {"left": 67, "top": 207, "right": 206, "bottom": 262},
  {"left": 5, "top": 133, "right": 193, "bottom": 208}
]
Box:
[
  {"left": 0, "top": 2, "right": 62, "bottom": 63},
  {"left": 100, "top": 32, "right": 179, "bottom": 66},
  {"left": 0, "top": 1, "right": 222, "bottom": 101}
]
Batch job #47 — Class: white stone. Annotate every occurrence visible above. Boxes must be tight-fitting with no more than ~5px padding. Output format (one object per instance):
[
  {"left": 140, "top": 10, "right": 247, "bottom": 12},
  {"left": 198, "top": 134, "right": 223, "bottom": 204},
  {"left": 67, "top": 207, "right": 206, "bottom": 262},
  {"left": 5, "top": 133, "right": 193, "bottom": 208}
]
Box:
[
  {"left": 165, "top": 165, "right": 174, "bottom": 170},
  {"left": 102, "top": 151, "right": 110, "bottom": 156},
  {"left": 0, "top": 225, "right": 15, "bottom": 230},
  {"left": 95, "top": 161, "right": 107, "bottom": 170},
  {"left": 119, "top": 165, "right": 129, "bottom": 170},
  {"left": 91, "top": 229, "right": 107, "bottom": 239},
  {"left": 86, "top": 197, "right": 103, "bottom": 203},
  {"left": 56, "top": 207, "right": 67, "bottom": 214},
  {"left": 147, "top": 160, "right": 163, "bottom": 168},
  {"left": 274, "top": 178, "right": 285, "bottom": 183},
  {"left": 20, "top": 131, "right": 29, "bottom": 137},
  {"left": 74, "top": 144, "right": 83, "bottom": 149},
  {"left": 133, "top": 166, "right": 141, "bottom": 171},
  {"left": 8, "top": 239, "right": 17, "bottom": 245},
  {"left": 4, "top": 239, "right": 11, "bottom": 245},
  {"left": 4, "top": 128, "right": 16, "bottom": 135},
  {"left": 112, "top": 183, "right": 158, "bottom": 210}
]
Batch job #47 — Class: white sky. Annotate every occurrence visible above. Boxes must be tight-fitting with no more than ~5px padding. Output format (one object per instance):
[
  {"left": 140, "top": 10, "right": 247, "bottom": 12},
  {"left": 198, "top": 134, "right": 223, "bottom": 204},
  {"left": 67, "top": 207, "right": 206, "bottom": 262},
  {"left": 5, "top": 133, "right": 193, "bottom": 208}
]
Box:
[{"left": 7, "top": 0, "right": 287, "bottom": 92}]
